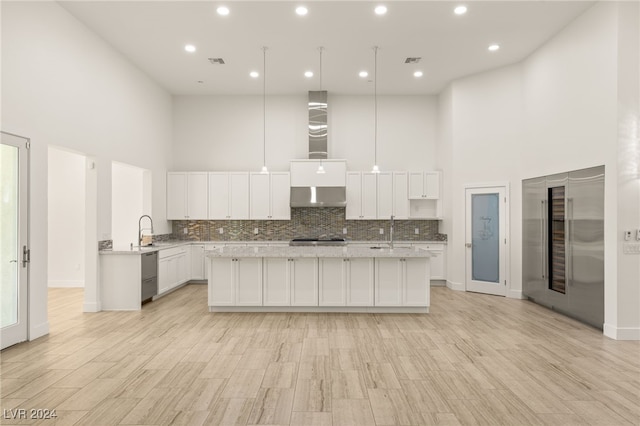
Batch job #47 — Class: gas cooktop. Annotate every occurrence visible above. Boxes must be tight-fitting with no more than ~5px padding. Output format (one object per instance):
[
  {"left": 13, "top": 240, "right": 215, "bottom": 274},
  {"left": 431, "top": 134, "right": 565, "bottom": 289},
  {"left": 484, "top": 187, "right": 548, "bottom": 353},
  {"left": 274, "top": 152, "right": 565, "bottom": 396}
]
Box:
[{"left": 289, "top": 238, "right": 347, "bottom": 246}]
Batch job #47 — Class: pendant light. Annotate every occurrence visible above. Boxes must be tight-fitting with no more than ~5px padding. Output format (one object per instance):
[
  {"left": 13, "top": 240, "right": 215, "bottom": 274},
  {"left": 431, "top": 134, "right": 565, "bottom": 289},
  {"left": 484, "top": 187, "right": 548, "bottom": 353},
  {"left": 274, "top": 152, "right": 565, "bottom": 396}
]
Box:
[
  {"left": 316, "top": 46, "right": 326, "bottom": 174},
  {"left": 260, "top": 46, "right": 269, "bottom": 174},
  {"left": 372, "top": 46, "right": 380, "bottom": 174}
]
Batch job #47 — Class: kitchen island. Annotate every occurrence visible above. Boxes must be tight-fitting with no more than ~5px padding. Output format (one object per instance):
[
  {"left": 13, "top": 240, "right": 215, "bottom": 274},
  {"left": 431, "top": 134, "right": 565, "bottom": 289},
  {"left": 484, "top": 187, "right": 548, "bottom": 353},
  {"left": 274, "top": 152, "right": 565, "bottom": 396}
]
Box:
[{"left": 206, "top": 245, "right": 433, "bottom": 313}]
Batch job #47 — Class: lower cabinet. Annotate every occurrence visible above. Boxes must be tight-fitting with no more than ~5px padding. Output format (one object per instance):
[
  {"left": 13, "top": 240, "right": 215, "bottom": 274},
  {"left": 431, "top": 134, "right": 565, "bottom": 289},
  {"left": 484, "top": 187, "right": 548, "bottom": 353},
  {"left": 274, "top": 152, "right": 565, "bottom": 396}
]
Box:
[
  {"left": 413, "top": 243, "right": 445, "bottom": 281},
  {"left": 263, "top": 257, "right": 318, "bottom": 306},
  {"left": 190, "top": 244, "right": 205, "bottom": 280},
  {"left": 209, "top": 257, "right": 263, "bottom": 306},
  {"left": 375, "top": 258, "right": 429, "bottom": 307},
  {"left": 158, "top": 246, "right": 190, "bottom": 295},
  {"left": 319, "top": 258, "right": 374, "bottom": 306}
]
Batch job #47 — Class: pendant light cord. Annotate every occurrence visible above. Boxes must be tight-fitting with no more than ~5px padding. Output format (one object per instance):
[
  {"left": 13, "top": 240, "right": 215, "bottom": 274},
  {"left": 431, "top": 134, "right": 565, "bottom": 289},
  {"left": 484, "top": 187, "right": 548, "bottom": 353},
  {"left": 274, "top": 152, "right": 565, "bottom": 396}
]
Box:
[
  {"left": 374, "top": 46, "right": 378, "bottom": 168},
  {"left": 263, "top": 46, "right": 267, "bottom": 169}
]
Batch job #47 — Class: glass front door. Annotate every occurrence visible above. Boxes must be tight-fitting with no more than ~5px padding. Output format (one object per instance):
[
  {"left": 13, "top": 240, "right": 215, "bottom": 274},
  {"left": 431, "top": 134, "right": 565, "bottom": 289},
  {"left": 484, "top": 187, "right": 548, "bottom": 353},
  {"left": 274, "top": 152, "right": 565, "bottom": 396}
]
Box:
[{"left": 1, "top": 132, "right": 29, "bottom": 349}]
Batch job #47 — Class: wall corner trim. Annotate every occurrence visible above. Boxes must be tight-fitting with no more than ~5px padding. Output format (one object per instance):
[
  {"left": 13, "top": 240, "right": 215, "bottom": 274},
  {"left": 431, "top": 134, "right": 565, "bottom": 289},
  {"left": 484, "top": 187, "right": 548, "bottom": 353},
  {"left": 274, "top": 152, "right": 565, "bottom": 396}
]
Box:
[
  {"left": 507, "top": 289, "right": 525, "bottom": 299},
  {"left": 446, "top": 280, "right": 465, "bottom": 292},
  {"left": 603, "top": 323, "right": 640, "bottom": 341},
  {"left": 29, "top": 321, "right": 50, "bottom": 341},
  {"left": 83, "top": 302, "right": 101, "bottom": 313}
]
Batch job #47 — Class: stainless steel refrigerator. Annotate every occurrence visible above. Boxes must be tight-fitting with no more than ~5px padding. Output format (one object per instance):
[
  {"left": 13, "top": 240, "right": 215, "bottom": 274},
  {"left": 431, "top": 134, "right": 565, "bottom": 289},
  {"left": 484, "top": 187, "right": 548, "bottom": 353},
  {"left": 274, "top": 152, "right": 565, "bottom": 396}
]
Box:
[{"left": 522, "top": 166, "right": 605, "bottom": 329}]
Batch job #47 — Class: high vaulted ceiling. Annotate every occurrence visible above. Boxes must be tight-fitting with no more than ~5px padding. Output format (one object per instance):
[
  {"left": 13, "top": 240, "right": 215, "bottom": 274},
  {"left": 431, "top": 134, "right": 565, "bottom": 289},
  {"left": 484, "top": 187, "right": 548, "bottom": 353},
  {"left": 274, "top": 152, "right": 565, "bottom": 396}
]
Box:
[{"left": 59, "top": 1, "right": 594, "bottom": 96}]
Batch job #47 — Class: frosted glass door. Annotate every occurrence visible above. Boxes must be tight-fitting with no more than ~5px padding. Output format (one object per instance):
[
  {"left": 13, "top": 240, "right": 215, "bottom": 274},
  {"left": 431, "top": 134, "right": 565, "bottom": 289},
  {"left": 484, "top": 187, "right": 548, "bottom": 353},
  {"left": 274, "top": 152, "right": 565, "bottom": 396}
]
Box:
[
  {"left": 465, "top": 186, "right": 506, "bottom": 296},
  {"left": 1, "top": 132, "right": 29, "bottom": 349}
]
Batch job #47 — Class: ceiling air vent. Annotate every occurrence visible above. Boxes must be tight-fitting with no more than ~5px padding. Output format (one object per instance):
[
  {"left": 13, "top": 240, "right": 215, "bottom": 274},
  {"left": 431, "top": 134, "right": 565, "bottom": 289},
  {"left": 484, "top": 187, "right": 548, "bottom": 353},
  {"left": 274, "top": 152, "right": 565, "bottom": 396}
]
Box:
[
  {"left": 208, "top": 58, "right": 226, "bottom": 65},
  {"left": 404, "top": 57, "right": 421, "bottom": 64}
]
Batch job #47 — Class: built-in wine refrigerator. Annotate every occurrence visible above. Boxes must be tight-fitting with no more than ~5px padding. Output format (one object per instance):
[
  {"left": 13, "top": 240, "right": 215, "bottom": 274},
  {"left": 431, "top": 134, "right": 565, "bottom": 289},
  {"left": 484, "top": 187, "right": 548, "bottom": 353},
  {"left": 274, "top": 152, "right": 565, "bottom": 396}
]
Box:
[{"left": 522, "top": 166, "right": 605, "bottom": 329}]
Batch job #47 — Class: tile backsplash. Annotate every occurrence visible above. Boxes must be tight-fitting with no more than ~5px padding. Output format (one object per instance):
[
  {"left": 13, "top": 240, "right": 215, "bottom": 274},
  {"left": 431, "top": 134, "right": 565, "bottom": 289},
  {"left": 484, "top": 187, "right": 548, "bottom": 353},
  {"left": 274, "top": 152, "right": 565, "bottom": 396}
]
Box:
[{"left": 172, "top": 208, "right": 446, "bottom": 242}]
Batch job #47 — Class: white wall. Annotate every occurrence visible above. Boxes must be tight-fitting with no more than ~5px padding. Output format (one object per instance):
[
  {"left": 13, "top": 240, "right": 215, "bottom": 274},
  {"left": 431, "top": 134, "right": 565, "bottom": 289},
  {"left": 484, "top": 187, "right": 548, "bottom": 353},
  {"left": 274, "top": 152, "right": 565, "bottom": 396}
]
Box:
[
  {"left": 2, "top": 1, "right": 173, "bottom": 331},
  {"left": 48, "top": 147, "right": 86, "bottom": 288},
  {"left": 440, "top": 2, "right": 639, "bottom": 338},
  {"left": 172, "top": 94, "right": 438, "bottom": 172},
  {"left": 111, "top": 162, "right": 147, "bottom": 248}
]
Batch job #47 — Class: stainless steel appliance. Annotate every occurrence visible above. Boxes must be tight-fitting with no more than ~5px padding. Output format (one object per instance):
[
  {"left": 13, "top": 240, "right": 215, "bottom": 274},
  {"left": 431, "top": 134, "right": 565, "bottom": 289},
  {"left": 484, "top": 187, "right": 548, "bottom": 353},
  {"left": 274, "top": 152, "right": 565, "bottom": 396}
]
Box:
[
  {"left": 290, "top": 237, "right": 347, "bottom": 246},
  {"left": 522, "top": 166, "right": 604, "bottom": 328},
  {"left": 141, "top": 251, "right": 158, "bottom": 303}
]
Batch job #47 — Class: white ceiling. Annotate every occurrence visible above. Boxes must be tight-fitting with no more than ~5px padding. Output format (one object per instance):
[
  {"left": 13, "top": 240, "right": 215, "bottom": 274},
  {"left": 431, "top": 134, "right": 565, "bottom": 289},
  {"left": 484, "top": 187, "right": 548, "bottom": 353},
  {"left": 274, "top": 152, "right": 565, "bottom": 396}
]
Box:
[{"left": 59, "top": 1, "right": 594, "bottom": 96}]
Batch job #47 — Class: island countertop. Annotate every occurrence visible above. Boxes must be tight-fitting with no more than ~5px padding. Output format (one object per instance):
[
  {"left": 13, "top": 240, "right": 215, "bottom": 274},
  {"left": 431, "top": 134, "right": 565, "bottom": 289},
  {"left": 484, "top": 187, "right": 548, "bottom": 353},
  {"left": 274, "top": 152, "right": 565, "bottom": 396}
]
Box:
[{"left": 205, "top": 245, "right": 434, "bottom": 258}]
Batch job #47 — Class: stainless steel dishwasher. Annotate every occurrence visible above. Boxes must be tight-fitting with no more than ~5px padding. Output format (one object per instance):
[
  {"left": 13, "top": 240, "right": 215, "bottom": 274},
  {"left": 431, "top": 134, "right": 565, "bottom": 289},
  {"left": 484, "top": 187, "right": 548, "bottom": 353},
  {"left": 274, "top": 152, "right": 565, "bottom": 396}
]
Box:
[{"left": 141, "top": 251, "right": 158, "bottom": 303}]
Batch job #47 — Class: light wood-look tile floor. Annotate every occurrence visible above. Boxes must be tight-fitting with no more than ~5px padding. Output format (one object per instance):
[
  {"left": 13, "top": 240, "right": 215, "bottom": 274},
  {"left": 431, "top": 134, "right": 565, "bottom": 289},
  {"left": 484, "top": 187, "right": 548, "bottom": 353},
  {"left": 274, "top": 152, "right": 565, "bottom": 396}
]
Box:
[{"left": 1, "top": 285, "right": 639, "bottom": 425}]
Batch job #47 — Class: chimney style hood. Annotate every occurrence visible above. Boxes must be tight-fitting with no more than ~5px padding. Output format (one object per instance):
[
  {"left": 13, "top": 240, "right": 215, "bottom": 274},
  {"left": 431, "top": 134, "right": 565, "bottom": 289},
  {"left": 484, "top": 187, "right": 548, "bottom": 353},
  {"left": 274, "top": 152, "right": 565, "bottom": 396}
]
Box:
[{"left": 290, "top": 91, "right": 347, "bottom": 208}]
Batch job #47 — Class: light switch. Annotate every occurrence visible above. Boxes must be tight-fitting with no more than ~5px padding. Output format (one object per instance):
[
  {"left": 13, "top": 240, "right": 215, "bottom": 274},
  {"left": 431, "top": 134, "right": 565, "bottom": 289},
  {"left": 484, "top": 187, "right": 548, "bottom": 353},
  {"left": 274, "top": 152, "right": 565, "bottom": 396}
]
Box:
[
  {"left": 342, "top": 228, "right": 347, "bottom": 234},
  {"left": 624, "top": 231, "right": 632, "bottom": 241},
  {"left": 379, "top": 228, "right": 384, "bottom": 235},
  {"left": 254, "top": 228, "right": 259, "bottom": 234},
  {"left": 415, "top": 228, "right": 420, "bottom": 235},
  {"left": 219, "top": 227, "right": 224, "bottom": 234}
]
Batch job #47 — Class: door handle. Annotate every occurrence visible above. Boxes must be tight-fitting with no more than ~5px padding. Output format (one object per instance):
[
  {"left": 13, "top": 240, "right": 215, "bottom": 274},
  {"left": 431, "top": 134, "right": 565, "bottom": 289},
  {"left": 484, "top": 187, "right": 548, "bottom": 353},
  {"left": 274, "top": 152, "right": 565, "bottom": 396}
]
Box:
[{"left": 465, "top": 243, "right": 472, "bottom": 248}]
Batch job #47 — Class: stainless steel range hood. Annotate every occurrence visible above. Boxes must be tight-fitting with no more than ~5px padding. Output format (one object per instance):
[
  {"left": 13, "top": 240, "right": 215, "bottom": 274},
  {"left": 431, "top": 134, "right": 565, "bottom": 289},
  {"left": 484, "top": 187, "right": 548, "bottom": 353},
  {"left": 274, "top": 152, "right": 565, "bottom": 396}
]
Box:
[{"left": 290, "top": 91, "right": 347, "bottom": 208}]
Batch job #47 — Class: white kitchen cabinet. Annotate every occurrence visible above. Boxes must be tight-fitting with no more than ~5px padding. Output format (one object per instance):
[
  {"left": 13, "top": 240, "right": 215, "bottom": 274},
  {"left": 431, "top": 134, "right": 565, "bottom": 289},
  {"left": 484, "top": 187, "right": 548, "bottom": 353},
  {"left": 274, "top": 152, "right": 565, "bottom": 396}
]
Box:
[
  {"left": 208, "top": 257, "right": 263, "bottom": 306},
  {"left": 208, "top": 172, "right": 250, "bottom": 220},
  {"left": 377, "top": 172, "right": 394, "bottom": 219},
  {"left": 158, "top": 245, "right": 191, "bottom": 295},
  {"left": 167, "top": 172, "right": 208, "bottom": 220},
  {"left": 250, "top": 172, "right": 291, "bottom": 220},
  {"left": 408, "top": 171, "right": 440, "bottom": 199},
  {"left": 319, "top": 258, "right": 345, "bottom": 306},
  {"left": 375, "top": 258, "right": 429, "bottom": 306},
  {"left": 318, "top": 258, "right": 374, "bottom": 306},
  {"left": 413, "top": 243, "right": 445, "bottom": 281},
  {"left": 393, "top": 172, "right": 409, "bottom": 219},
  {"left": 263, "top": 258, "right": 290, "bottom": 306},
  {"left": 191, "top": 244, "right": 205, "bottom": 280},
  {"left": 346, "top": 172, "right": 377, "bottom": 220},
  {"left": 290, "top": 258, "right": 318, "bottom": 306}
]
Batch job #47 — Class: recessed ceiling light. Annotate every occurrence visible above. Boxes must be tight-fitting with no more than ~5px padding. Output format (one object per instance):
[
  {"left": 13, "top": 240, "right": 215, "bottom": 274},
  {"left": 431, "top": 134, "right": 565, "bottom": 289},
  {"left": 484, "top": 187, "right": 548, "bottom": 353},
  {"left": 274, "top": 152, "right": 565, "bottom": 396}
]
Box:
[
  {"left": 296, "top": 6, "right": 308, "bottom": 16},
  {"left": 304, "top": 71, "right": 314, "bottom": 78},
  {"left": 488, "top": 44, "right": 500, "bottom": 52},
  {"left": 413, "top": 71, "right": 423, "bottom": 78},
  {"left": 250, "top": 71, "right": 259, "bottom": 78},
  {"left": 217, "top": 6, "right": 230, "bottom": 16},
  {"left": 184, "top": 44, "right": 196, "bottom": 53},
  {"left": 374, "top": 5, "right": 387, "bottom": 15},
  {"left": 359, "top": 71, "right": 369, "bottom": 78},
  {"left": 454, "top": 5, "right": 467, "bottom": 15}
]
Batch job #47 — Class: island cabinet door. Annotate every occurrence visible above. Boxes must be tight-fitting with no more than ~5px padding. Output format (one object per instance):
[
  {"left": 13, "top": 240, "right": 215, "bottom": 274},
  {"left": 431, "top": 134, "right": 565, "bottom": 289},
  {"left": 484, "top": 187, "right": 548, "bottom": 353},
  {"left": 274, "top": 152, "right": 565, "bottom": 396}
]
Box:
[
  {"left": 346, "top": 258, "right": 374, "bottom": 306},
  {"left": 375, "top": 258, "right": 403, "bottom": 306},
  {"left": 319, "top": 258, "right": 346, "bottom": 306},
  {"left": 235, "top": 258, "right": 263, "bottom": 306},
  {"left": 209, "top": 258, "right": 235, "bottom": 306},
  {"left": 263, "top": 258, "right": 290, "bottom": 306},
  {"left": 291, "top": 258, "right": 318, "bottom": 306},
  {"left": 403, "top": 258, "right": 430, "bottom": 306}
]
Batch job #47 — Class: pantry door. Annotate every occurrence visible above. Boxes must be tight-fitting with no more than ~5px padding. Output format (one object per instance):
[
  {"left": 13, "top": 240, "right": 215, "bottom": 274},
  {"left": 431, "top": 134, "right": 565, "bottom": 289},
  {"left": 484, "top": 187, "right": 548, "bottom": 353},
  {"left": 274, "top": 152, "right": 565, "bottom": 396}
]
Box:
[
  {"left": 1, "top": 132, "right": 30, "bottom": 349},
  {"left": 465, "top": 186, "right": 508, "bottom": 296}
]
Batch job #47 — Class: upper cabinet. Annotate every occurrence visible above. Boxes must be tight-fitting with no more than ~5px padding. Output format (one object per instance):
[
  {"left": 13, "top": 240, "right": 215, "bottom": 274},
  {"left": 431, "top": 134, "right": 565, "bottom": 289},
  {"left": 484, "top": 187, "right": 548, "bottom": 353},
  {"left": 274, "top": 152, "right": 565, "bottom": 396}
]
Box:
[
  {"left": 208, "top": 172, "right": 250, "bottom": 220},
  {"left": 346, "top": 171, "right": 411, "bottom": 220},
  {"left": 250, "top": 172, "right": 291, "bottom": 220},
  {"left": 408, "top": 171, "right": 440, "bottom": 199},
  {"left": 167, "top": 172, "right": 208, "bottom": 220},
  {"left": 346, "top": 172, "right": 378, "bottom": 220}
]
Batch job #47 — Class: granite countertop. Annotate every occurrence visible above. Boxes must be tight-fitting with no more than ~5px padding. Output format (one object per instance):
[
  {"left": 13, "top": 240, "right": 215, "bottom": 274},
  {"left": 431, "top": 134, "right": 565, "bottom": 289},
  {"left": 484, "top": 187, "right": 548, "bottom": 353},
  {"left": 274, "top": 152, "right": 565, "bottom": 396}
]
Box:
[
  {"left": 100, "top": 240, "right": 445, "bottom": 255},
  {"left": 205, "top": 245, "right": 434, "bottom": 258}
]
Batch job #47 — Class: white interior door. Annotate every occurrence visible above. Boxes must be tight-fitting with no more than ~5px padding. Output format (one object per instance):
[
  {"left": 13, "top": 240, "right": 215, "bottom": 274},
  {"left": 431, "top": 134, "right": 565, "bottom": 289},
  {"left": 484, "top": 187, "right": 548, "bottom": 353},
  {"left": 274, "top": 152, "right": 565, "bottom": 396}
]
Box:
[
  {"left": 1, "top": 132, "right": 29, "bottom": 349},
  {"left": 465, "top": 186, "right": 507, "bottom": 296}
]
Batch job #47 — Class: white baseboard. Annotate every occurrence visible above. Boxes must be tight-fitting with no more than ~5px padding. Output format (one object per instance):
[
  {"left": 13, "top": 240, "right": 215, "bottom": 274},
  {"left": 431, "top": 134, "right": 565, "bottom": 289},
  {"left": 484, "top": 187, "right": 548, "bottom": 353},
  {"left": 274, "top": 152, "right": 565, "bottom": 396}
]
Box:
[
  {"left": 507, "top": 289, "right": 526, "bottom": 299},
  {"left": 48, "top": 280, "right": 84, "bottom": 288},
  {"left": 446, "top": 280, "right": 465, "bottom": 291},
  {"left": 29, "top": 321, "right": 50, "bottom": 340},
  {"left": 603, "top": 323, "right": 640, "bottom": 340},
  {"left": 83, "top": 301, "right": 101, "bottom": 312}
]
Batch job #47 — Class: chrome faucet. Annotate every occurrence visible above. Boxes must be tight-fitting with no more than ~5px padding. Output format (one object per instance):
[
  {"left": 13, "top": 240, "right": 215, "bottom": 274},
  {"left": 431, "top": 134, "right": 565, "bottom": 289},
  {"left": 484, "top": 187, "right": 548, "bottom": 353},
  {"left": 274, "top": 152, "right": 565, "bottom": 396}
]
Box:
[
  {"left": 138, "top": 215, "right": 154, "bottom": 246},
  {"left": 389, "top": 215, "right": 395, "bottom": 249}
]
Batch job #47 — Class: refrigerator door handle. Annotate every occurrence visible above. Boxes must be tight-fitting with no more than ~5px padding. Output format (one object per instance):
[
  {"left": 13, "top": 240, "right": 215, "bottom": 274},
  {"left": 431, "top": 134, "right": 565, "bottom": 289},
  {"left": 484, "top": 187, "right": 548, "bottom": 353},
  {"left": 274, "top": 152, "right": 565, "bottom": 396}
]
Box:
[
  {"left": 541, "top": 200, "right": 546, "bottom": 280},
  {"left": 567, "top": 197, "right": 574, "bottom": 286}
]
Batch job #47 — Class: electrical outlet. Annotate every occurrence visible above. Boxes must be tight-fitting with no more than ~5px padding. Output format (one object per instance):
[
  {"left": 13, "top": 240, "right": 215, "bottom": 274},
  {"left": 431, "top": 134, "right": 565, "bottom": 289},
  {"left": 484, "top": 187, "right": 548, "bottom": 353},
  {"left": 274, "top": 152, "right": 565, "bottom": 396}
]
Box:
[
  {"left": 624, "top": 231, "right": 632, "bottom": 241},
  {"left": 254, "top": 228, "right": 259, "bottom": 234},
  {"left": 183, "top": 228, "right": 188, "bottom": 235},
  {"left": 219, "top": 227, "right": 224, "bottom": 234},
  {"left": 342, "top": 228, "right": 347, "bottom": 234},
  {"left": 415, "top": 228, "right": 420, "bottom": 235},
  {"left": 379, "top": 228, "right": 384, "bottom": 235}
]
